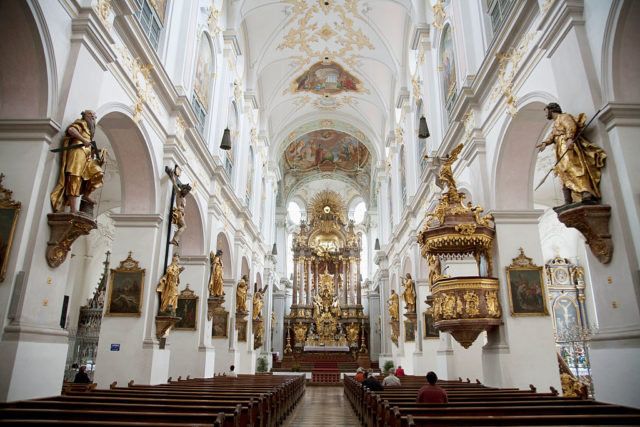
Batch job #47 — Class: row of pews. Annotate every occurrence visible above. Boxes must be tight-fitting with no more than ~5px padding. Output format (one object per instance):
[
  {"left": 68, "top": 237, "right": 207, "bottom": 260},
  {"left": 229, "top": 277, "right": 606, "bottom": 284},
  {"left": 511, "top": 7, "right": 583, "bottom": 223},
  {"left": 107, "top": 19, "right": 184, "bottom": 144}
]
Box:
[
  {"left": 0, "top": 373, "right": 305, "bottom": 426},
  {"left": 344, "top": 375, "right": 640, "bottom": 426}
]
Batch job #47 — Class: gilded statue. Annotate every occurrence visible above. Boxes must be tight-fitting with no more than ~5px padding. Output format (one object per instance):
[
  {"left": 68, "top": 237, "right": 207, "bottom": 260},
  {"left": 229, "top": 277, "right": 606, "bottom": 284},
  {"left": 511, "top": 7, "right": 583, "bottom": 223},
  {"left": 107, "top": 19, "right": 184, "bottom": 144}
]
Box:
[
  {"left": 436, "top": 143, "right": 464, "bottom": 199},
  {"left": 387, "top": 290, "right": 399, "bottom": 321},
  {"left": 253, "top": 284, "right": 268, "bottom": 320},
  {"left": 208, "top": 250, "right": 224, "bottom": 296},
  {"left": 442, "top": 293, "right": 456, "bottom": 319},
  {"left": 428, "top": 255, "right": 448, "bottom": 287},
  {"left": 537, "top": 103, "right": 607, "bottom": 204},
  {"left": 50, "top": 110, "right": 107, "bottom": 213},
  {"left": 156, "top": 255, "right": 185, "bottom": 313},
  {"left": 463, "top": 291, "right": 480, "bottom": 317},
  {"left": 485, "top": 291, "right": 501, "bottom": 317},
  {"left": 401, "top": 273, "right": 416, "bottom": 313},
  {"left": 346, "top": 323, "right": 360, "bottom": 344},
  {"left": 236, "top": 275, "right": 248, "bottom": 312},
  {"left": 166, "top": 166, "right": 192, "bottom": 246}
]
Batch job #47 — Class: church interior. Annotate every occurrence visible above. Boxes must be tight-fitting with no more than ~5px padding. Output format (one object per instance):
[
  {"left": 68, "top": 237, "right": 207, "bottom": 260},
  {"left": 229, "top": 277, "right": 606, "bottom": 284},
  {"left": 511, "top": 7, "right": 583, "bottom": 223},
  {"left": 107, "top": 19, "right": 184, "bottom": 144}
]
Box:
[{"left": 0, "top": 0, "right": 639, "bottom": 424}]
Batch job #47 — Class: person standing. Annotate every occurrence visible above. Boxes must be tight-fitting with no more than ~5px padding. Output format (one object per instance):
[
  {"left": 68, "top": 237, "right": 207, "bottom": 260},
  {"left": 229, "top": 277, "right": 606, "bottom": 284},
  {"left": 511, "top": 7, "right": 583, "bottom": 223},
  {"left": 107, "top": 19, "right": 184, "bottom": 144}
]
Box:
[{"left": 416, "top": 371, "right": 448, "bottom": 403}]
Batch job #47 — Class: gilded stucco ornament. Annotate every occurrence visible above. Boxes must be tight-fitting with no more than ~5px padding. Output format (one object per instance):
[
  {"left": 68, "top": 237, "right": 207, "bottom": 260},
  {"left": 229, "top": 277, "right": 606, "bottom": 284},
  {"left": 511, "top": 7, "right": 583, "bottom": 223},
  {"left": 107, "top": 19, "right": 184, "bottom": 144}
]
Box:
[{"left": 418, "top": 143, "right": 502, "bottom": 348}]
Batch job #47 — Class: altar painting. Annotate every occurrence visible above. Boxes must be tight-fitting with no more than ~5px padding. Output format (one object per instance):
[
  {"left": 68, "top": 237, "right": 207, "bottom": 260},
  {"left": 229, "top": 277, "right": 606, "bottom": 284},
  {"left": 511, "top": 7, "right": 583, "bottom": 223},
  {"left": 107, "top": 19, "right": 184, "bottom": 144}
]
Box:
[
  {"left": 284, "top": 130, "right": 369, "bottom": 173},
  {"left": 294, "top": 61, "right": 361, "bottom": 95}
]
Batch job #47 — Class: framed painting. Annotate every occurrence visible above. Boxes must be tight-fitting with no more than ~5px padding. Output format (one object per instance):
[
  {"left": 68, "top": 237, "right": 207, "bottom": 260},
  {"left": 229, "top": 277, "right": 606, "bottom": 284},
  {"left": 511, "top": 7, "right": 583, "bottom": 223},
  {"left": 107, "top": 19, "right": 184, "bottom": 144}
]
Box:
[
  {"left": 0, "top": 174, "right": 21, "bottom": 283},
  {"left": 174, "top": 285, "right": 198, "bottom": 330},
  {"left": 106, "top": 252, "right": 145, "bottom": 316},
  {"left": 404, "top": 320, "right": 415, "bottom": 342},
  {"left": 423, "top": 312, "right": 439, "bottom": 339},
  {"left": 237, "top": 320, "right": 247, "bottom": 342},
  {"left": 506, "top": 249, "right": 549, "bottom": 316},
  {"left": 211, "top": 311, "right": 228, "bottom": 338}
]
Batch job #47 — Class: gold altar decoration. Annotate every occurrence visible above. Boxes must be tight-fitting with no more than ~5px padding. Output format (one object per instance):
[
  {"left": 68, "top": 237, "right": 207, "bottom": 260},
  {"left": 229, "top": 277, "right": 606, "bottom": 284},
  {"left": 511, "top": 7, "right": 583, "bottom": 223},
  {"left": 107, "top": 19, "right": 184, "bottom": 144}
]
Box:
[
  {"left": 418, "top": 143, "right": 502, "bottom": 348},
  {"left": 46, "top": 213, "right": 96, "bottom": 268},
  {"left": 253, "top": 318, "right": 264, "bottom": 349},
  {"left": 287, "top": 190, "right": 369, "bottom": 360}
]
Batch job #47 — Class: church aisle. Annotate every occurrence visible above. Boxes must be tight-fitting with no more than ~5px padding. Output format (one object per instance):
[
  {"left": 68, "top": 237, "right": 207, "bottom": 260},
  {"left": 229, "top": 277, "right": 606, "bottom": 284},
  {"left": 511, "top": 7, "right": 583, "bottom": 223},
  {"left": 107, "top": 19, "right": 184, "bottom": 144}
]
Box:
[{"left": 284, "top": 385, "right": 361, "bottom": 426}]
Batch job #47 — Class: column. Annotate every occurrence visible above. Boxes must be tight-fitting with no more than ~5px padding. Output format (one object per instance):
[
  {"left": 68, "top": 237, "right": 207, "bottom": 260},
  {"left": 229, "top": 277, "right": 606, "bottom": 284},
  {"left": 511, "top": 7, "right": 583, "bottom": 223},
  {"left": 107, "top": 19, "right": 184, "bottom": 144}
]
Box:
[
  {"left": 314, "top": 261, "right": 319, "bottom": 294},
  {"left": 305, "top": 258, "right": 311, "bottom": 305},
  {"left": 334, "top": 261, "right": 339, "bottom": 297},
  {"left": 292, "top": 257, "right": 298, "bottom": 305},
  {"left": 298, "top": 258, "right": 304, "bottom": 304},
  {"left": 95, "top": 214, "right": 168, "bottom": 388},
  {"left": 342, "top": 260, "right": 348, "bottom": 305},
  {"left": 482, "top": 210, "right": 560, "bottom": 391},
  {"left": 356, "top": 258, "right": 362, "bottom": 305}
]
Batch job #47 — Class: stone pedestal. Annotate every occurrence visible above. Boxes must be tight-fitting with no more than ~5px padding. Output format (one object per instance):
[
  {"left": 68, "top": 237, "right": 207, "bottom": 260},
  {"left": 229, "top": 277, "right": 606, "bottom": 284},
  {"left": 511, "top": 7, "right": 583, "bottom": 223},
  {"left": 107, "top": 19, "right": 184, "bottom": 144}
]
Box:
[
  {"left": 554, "top": 203, "right": 612, "bottom": 263},
  {"left": 46, "top": 212, "right": 97, "bottom": 268}
]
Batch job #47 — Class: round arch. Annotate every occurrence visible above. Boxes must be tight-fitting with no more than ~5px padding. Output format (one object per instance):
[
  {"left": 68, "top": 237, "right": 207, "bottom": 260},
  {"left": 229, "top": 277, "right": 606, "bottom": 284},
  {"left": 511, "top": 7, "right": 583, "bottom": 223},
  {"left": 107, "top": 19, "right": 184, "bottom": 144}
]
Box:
[
  {"left": 215, "top": 232, "right": 233, "bottom": 279},
  {"left": 0, "top": 0, "right": 53, "bottom": 119},
  {"left": 97, "top": 108, "right": 156, "bottom": 214},
  {"left": 493, "top": 96, "right": 556, "bottom": 210},
  {"left": 181, "top": 193, "right": 205, "bottom": 255}
]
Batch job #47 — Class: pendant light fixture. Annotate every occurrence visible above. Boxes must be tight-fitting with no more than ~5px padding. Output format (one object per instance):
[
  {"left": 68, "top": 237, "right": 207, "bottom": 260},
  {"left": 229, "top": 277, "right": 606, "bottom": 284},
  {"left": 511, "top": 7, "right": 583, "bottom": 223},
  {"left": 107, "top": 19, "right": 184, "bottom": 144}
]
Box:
[
  {"left": 419, "top": 115, "right": 430, "bottom": 139},
  {"left": 220, "top": 127, "right": 232, "bottom": 150}
]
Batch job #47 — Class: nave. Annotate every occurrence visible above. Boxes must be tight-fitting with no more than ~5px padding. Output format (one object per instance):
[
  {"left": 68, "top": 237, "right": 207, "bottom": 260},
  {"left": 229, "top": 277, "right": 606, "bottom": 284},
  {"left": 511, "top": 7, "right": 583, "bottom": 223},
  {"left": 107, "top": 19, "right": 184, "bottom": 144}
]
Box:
[{"left": 285, "top": 386, "right": 360, "bottom": 427}]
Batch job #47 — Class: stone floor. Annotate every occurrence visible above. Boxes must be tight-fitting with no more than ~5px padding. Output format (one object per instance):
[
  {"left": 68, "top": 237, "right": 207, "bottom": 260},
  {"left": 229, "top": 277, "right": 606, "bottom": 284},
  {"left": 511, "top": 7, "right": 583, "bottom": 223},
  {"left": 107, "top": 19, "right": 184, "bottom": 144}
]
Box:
[{"left": 284, "top": 385, "right": 362, "bottom": 426}]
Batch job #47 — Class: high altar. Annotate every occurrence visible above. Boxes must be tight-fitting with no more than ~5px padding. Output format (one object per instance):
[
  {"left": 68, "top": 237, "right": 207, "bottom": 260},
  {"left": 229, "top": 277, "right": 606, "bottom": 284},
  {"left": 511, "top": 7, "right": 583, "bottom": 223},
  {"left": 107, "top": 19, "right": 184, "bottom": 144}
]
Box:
[{"left": 284, "top": 191, "right": 369, "bottom": 364}]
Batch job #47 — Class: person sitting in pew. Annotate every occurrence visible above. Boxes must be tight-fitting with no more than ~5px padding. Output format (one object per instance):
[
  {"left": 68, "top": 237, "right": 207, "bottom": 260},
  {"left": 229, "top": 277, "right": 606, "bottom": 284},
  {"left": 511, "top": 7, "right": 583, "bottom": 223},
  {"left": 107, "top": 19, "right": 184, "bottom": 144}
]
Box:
[
  {"left": 73, "top": 365, "right": 91, "bottom": 384},
  {"left": 363, "top": 369, "right": 384, "bottom": 391},
  {"left": 354, "top": 367, "right": 365, "bottom": 383},
  {"left": 395, "top": 365, "right": 405, "bottom": 376},
  {"left": 416, "top": 371, "right": 448, "bottom": 403},
  {"left": 226, "top": 365, "right": 237, "bottom": 377},
  {"left": 382, "top": 368, "right": 401, "bottom": 386}
]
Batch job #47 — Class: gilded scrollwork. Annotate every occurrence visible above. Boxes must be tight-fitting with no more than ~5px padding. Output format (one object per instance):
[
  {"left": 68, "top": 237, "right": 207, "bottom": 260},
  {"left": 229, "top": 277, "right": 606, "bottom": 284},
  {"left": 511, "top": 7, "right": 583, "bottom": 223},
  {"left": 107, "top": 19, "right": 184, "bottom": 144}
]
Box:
[
  {"left": 293, "top": 322, "right": 308, "bottom": 344},
  {"left": 464, "top": 291, "right": 480, "bottom": 317},
  {"left": 485, "top": 291, "right": 501, "bottom": 317}
]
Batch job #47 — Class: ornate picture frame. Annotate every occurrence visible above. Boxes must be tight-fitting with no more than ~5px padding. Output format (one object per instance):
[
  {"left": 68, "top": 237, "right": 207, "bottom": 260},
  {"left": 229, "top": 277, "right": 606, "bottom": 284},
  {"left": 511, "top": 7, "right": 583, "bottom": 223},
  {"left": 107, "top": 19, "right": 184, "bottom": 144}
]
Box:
[
  {"left": 236, "top": 320, "right": 247, "bottom": 342},
  {"left": 174, "top": 285, "right": 198, "bottom": 330},
  {"left": 423, "top": 312, "right": 439, "bottom": 339},
  {"left": 506, "top": 248, "right": 549, "bottom": 316},
  {"left": 0, "top": 174, "right": 20, "bottom": 283},
  {"left": 106, "top": 252, "right": 145, "bottom": 316},
  {"left": 211, "top": 311, "right": 228, "bottom": 338},
  {"left": 404, "top": 320, "right": 415, "bottom": 342}
]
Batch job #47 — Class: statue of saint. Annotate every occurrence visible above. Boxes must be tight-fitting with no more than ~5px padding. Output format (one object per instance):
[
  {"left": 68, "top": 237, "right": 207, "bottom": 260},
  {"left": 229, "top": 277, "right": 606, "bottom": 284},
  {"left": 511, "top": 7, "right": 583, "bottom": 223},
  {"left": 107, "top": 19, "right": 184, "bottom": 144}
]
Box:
[
  {"left": 537, "top": 103, "right": 607, "bottom": 204},
  {"left": 387, "top": 289, "right": 399, "bottom": 321},
  {"left": 402, "top": 273, "right": 416, "bottom": 313},
  {"left": 236, "top": 275, "right": 248, "bottom": 312},
  {"left": 166, "top": 166, "right": 191, "bottom": 246},
  {"left": 253, "top": 284, "right": 269, "bottom": 320},
  {"left": 156, "top": 255, "right": 184, "bottom": 313},
  {"left": 428, "top": 255, "right": 442, "bottom": 287},
  {"left": 50, "top": 110, "right": 106, "bottom": 213},
  {"left": 208, "top": 250, "right": 224, "bottom": 296}
]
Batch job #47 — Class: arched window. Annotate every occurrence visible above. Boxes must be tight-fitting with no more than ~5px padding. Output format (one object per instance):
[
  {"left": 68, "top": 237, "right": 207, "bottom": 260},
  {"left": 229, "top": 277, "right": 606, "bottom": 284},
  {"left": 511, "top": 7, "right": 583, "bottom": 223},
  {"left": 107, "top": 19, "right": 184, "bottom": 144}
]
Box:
[
  {"left": 416, "top": 100, "right": 428, "bottom": 174},
  {"left": 287, "top": 201, "right": 301, "bottom": 225},
  {"left": 440, "top": 24, "right": 457, "bottom": 115},
  {"left": 246, "top": 147, "right": 254, "bottom": 206},
  {"left": 353, "top": 201, "right": 366, "bottom": 224},
  {"left": 400, "top": 145, "right": 407, "bottom": 207},
  {"left": 225, "top": 101, "right": 238, "bottom": 178},
  {"left": 192, "top": 32, "right": 215, "bottom": 133},
  {"left": 134, "top": 0, "right": 166, "bottom": 50}
]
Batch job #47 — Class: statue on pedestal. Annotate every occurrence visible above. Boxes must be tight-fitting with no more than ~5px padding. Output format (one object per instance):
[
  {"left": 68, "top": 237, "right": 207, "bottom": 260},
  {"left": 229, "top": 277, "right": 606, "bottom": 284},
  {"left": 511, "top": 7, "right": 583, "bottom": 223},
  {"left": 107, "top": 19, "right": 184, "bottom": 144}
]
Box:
[
  {"left": 402, "top": 273, "right": 416, "bottom": 313},
  {"left": 537, "top": 103, "right": 607, "bottom": 205},
  {"left": 50, "top": 110, "right": 106, "bottom": 214},
  {"left": 156, "top": 255, "right": 184, "bottom": 313},
  {"left": 387, "top": 290, "right": 399, "bottom": 321},
  {"left": 236, "top": 275, "right": 248, "bottom": 312},
  {"left": 253, "top": 284, "right": 268, "bottom": 320},
  {"left": 208, "top": 250, "right": 224, "bottom": 296}
]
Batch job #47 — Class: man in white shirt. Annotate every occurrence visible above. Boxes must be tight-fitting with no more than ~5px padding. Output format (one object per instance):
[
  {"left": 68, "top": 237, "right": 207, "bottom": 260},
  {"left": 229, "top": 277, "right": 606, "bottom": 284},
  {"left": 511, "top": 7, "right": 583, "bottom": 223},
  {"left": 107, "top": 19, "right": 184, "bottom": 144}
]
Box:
[
  {"left": 382, "top": 368, "right": 401, "bottom": 386},
  {"left": 227, "top": 365, "right": 238, "bottom": 377}
]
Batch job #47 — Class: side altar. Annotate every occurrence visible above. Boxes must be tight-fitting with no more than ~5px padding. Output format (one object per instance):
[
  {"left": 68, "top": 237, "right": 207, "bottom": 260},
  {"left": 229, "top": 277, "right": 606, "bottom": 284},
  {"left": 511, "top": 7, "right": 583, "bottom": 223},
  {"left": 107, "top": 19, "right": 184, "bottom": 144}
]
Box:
[{"left": 282, "top": 191, "right": 370, "bottom": 369}]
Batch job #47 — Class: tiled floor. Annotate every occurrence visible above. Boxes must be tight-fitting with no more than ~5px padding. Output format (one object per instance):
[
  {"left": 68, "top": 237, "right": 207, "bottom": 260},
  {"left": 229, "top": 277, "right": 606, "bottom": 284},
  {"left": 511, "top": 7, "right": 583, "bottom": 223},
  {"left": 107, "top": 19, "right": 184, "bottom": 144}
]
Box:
[{"left": 284, "top": 385, "right": 362, "bottom": 426}]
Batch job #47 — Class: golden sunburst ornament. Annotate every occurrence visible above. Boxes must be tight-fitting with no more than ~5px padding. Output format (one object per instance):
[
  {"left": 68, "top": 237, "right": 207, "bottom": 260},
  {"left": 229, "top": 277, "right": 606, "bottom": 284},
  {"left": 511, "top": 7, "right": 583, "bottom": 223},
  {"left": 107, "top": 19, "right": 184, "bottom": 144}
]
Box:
[{"left": 309, "top": 190, "right": 345, "bottom": 221}]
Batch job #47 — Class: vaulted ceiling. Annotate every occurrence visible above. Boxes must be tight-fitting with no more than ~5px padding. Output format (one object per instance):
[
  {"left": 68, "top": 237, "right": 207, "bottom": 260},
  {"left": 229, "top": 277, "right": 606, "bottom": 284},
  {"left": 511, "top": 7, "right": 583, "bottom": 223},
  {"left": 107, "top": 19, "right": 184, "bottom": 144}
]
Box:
[{"left": 236, "top": 0, "right": 417, "bottom": 209}]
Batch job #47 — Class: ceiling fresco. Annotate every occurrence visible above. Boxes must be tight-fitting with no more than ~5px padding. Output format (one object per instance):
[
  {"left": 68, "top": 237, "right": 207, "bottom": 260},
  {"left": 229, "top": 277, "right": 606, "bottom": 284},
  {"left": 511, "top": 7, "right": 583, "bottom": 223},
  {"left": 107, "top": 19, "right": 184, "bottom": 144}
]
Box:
[
  {"left": 290, "top": 61, "right": 363, "bottom": 95},
  {"left": 284, "top": 129, "right": 370, "bottom": 173}
]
